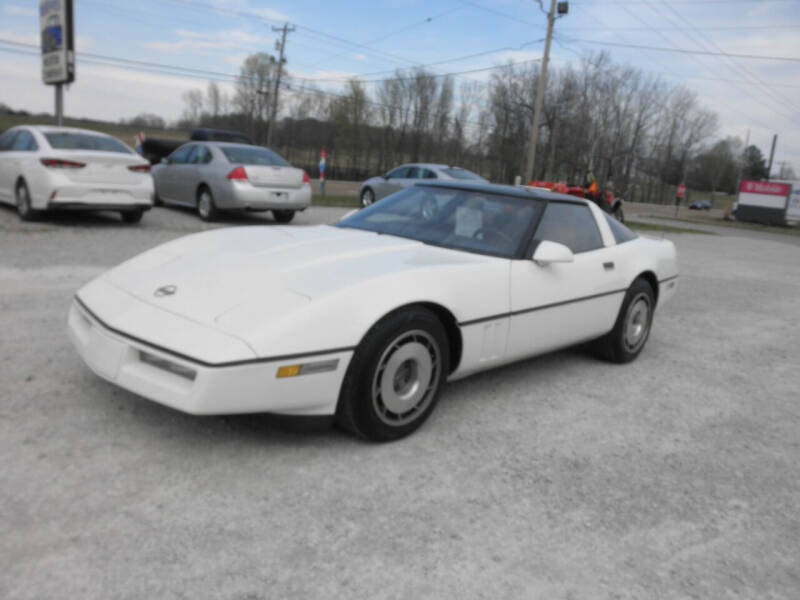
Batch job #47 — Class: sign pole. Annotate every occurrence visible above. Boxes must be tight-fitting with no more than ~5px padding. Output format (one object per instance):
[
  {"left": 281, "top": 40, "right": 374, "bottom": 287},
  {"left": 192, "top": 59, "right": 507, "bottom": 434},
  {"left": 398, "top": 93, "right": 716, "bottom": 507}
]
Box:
[{"left": 55, "top": 83, "right": 63, "bottom": 126}]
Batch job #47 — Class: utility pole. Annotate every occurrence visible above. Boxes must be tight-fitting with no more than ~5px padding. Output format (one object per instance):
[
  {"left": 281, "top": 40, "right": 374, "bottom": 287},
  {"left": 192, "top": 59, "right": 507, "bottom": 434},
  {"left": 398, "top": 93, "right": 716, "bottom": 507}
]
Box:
[
  {"left": 766, "top": 133, "right": 777, "bottom": 181},
  {"left": 267, "top": 22, "right": 294, "bottom": 148},
  {"left": 523, "top": 0, "right": 560, "bottom": 184}
]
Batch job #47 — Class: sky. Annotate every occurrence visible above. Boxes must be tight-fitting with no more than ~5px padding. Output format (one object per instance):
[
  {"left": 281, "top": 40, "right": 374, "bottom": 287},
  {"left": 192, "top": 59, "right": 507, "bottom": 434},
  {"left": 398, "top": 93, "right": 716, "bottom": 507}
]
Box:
[{"left": 1, "top": 0, "right": 799, "bottom": 171}]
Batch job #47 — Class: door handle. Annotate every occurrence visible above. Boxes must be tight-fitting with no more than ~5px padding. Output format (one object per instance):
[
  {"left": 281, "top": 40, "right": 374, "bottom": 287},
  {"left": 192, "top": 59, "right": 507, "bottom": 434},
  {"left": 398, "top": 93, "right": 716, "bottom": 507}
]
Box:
[{"left": 603, "top": 261, "right": 615, "bottom": 271}]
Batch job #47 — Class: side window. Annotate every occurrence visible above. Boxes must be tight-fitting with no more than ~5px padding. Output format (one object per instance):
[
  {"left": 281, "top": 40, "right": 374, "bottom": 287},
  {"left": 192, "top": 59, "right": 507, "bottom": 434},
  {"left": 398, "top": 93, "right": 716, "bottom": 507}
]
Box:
[
  {"left": 200, "top": 147, "right": 213, "bottom": 164},
  {"left": 0, "top": 130, "right": 18, "bottom": 151},
  {"left": 11, "top": 131, "right": 38, "bottom": 151},
  {"left": 387, "top": 166, "right": 410, "bottom": 180},
  {"left": 168, "top": 145, "right": 193, "bottom": 164},
  {"left": 534, "top": 202, "right": 604, "bottom": 253},
  {"left": 423, "top": 169, "right": 438, "bottom": 179}
]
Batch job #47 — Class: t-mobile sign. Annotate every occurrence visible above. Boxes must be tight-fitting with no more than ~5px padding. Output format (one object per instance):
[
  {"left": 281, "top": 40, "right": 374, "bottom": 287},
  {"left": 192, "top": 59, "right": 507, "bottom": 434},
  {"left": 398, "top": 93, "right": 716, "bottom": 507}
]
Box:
[{"left": 738, "top": 180, "right": 791, "bottom": 209}]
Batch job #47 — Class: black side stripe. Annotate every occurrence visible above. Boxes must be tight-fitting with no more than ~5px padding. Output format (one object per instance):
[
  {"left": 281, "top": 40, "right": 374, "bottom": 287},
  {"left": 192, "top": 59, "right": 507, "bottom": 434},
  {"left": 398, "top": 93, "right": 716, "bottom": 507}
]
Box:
[
  {"left": 73, "top": 296, "right": 356, "bottom": 368},
  {"left": 459, "top": 287, "right": 628, "bottom": 327}
]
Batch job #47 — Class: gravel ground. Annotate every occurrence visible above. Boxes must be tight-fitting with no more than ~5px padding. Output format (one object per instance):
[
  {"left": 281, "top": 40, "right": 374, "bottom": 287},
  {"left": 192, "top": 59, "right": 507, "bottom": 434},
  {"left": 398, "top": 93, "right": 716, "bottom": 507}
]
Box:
[{"left": 1, "top": 203, "right": 799, "bottom": 599}]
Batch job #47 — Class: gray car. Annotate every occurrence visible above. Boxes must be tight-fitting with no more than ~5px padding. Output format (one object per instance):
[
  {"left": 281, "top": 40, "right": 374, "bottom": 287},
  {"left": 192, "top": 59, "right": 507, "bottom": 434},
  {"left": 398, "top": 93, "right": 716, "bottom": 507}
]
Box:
[
  {"left": 359, "top": 163, "right": 486, "bottom": 207},
  {"left": 152, "top": 142, "right": 311, "bottom": 222}
]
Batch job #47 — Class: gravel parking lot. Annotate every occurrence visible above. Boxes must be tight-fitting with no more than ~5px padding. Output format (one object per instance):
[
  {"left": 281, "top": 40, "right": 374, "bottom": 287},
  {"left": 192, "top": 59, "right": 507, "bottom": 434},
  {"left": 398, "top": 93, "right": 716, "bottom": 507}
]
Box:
[{"left": 1, "top": 204, "right": 799, "bottom": 599}]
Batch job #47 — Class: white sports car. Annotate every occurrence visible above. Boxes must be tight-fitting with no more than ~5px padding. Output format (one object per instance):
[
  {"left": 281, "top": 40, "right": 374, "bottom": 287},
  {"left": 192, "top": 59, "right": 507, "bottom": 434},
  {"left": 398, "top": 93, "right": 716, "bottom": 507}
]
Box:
[{"left": 68, "top": 182, "right": 678, "bottom": 441}]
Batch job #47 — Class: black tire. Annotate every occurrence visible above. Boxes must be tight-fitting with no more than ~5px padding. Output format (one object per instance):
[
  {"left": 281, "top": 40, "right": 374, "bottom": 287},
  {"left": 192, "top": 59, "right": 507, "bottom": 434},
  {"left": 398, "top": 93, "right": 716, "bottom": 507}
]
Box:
[
  {"left": 120, "top": 209, "right": 144, "bottom": 224},
  {"left": 361, "top": 187, "right": 375, "bottom": 208},
  {"left": 16, "top": 180, "right": 40, "bottom": 221},
  {"left": 197, "top": 186, "right": 218, "bottom": 221},
  {"left": 336, "top": 307, "right": 450, "bottom": 442},
  {"left": 272, "top": 209, "right": 295, "bottom": 223},
  {"left": 613, "top": 203, "right": 624, "bottom": 222},
  {"left": 593, "top": 277, "right": 655, "bottom": 364}
]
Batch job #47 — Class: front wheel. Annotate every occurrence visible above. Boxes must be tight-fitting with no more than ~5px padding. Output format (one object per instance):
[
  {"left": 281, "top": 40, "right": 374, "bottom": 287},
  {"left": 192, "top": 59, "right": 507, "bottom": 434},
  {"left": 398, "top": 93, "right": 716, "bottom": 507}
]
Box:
[
  {"left": 336, "top": 307, "right": 450, "bottom": 441},
  {"left": 361, "top": 188, "right": 375, "bottom": 208},
  {"left": 593, "top": 277, "right": 655, "bottom": 363},
  {"left": 272, "top": 209, "right": 295, "bottom": 223}
]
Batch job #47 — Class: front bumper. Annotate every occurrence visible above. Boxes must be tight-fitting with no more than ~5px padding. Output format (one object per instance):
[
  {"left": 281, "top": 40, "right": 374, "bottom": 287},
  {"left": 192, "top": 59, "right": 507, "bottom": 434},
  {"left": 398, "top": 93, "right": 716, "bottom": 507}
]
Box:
[{"left": 68, "top": 299, "right": 352, "bottom": 416}]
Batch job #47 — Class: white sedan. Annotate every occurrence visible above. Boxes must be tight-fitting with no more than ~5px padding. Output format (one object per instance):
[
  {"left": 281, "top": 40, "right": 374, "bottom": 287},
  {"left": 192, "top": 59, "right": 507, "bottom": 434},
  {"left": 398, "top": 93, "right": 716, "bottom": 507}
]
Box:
[
  {"left": 0, "top": 126, "right": 153, "bottom": 222},
  {"left": 68, "top": 182, "right": 678, "bottom": 441}
]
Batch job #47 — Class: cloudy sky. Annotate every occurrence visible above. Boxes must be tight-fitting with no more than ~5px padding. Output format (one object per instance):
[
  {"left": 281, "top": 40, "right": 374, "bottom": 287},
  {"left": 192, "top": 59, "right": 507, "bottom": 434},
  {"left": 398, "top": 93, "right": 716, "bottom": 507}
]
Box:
[{"left": 1, "top": 0, "right": 798, "bottom": 170}]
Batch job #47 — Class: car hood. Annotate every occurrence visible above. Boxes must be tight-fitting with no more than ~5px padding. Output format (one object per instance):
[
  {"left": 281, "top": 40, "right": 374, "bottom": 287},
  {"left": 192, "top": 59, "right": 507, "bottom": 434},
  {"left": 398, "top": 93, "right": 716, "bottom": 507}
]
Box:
[{"left": 102, "top": 225, "right": 485, "bottom": 336}]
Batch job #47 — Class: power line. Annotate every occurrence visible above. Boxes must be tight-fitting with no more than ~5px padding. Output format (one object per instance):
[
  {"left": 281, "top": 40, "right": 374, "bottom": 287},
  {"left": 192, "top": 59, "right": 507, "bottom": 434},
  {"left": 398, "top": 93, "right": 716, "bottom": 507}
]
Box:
[
  {"left": 651, "top": 0, "right": 800, "bottom": 118},
  {"left": 561, "top": 37, "right": 800, "bottom": 62}
]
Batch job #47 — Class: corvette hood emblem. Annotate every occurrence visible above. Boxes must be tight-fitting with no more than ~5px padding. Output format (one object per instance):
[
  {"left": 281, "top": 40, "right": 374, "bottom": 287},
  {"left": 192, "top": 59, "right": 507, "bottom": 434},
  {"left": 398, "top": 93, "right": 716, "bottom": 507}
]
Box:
[{"left": 154, "top": 285, "right": 177, "bottom": 297}]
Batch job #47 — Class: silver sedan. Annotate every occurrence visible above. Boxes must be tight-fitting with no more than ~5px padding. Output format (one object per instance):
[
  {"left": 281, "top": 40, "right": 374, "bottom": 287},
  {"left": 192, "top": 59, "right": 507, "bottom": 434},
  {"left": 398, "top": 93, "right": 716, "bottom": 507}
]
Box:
[
  {"left": 359, "top": 163, "right": 486, "bottom": 207},
  {"left": 152, "top": 142, "right": 311, "bottom": 222}
]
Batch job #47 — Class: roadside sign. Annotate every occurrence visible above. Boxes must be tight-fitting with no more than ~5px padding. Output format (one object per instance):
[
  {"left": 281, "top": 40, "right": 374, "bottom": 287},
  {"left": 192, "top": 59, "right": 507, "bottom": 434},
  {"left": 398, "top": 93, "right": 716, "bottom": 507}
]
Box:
[
  {"left": 677, "top": 184, "right": 686, "bottom": 199},
  {"left": 737, "top": 180, "right": 792, "bottom": 226},
  {"left": 40, "top": 0, "right": 75, "bottom": 85}
]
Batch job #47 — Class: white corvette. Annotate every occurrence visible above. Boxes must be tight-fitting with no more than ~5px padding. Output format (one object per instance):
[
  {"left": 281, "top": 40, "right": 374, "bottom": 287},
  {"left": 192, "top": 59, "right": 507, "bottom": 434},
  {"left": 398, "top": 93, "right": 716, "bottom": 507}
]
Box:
[{"left": 68, "top": 182, "right": 678, "bottom": 441}]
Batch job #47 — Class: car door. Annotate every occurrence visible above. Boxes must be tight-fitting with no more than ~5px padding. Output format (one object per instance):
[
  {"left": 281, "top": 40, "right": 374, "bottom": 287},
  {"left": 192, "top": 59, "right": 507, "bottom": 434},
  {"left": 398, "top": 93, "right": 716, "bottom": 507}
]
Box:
[
  {"left": 506, "top": 200, "right": 625, "bottom": 360},
  {"left": 0, "top": 130, "right": 20, "bottom": 202},
  {"left": 156, "top": 144, "right": 192, "bottom": 203}
]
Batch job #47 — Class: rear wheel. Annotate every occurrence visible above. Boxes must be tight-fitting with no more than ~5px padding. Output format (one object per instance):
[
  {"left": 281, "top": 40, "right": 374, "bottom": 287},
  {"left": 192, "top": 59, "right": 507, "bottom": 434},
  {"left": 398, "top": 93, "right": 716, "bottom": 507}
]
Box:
[
  {"left": 120, "top": 209, "right": 144, "bottom": 224},
  {"left": 593, "top": 277, "right": 655, "bottom": 363},
  {"left": 272, "top": 209, "right": 295, "bottom": 223},
  {"left": 197, "top": 186, "right": 218, "bottom": 221},
  {"left": 361, "top": 188, "right": 375, "bottom": 208},
  {"left": 336, "top": 307, "right": 449, "bottom": 442},
  {"left": 16, "top": 181, "right": 40, "bottom": 221}
]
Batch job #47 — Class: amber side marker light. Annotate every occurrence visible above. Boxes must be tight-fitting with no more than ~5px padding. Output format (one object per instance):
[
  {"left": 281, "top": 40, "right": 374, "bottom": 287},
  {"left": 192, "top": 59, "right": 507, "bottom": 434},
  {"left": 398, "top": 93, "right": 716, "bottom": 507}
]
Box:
[
  {"left": 276, "top": 365, "right": 301, "bottom": 378},
  {"left": 276, "top": 359, "right": 339, "bottom": 379}
]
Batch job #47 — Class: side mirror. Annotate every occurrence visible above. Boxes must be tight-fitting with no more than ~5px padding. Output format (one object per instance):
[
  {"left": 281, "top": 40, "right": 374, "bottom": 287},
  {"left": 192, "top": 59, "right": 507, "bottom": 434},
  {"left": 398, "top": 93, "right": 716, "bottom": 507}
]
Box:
[{"left": 532, "top": 240, "right": 574, "bottom": 266}]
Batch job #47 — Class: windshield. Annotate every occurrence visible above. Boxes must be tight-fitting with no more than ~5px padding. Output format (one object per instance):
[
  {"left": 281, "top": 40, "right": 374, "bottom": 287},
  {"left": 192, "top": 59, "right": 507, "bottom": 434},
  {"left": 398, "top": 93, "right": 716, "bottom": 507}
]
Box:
[
  {"left": 44, "top": 133, "right": 132, "bottom": 154},
  {"left": 337, "top": 186, "right": 542, "bottom": 258},
  {"left": 221, "top": 146, "right": 290, "bottom": 166}
]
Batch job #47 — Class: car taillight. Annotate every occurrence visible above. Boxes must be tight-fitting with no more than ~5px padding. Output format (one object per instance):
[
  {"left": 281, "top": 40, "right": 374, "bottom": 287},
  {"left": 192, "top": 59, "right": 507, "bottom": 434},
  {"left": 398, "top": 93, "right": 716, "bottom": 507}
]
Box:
[
  {"left": 227, "top": 166, "right": 248, "bottom": 180},
  {"left": 302, "top": 171, "right": 310, "bottom": 185},
  {"left": 128, "top": 164, "right": 151, "bottom": 173},
  {"left": 40, "top": 158, "right": 85, "bottom": 169}
]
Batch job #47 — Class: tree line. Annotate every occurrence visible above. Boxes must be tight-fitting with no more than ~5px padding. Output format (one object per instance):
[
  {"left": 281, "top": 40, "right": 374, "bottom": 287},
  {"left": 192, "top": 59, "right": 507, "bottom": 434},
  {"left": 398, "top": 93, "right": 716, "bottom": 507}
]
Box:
[{"left": 141, "top": 50, "right": 791, "bottom": 201}]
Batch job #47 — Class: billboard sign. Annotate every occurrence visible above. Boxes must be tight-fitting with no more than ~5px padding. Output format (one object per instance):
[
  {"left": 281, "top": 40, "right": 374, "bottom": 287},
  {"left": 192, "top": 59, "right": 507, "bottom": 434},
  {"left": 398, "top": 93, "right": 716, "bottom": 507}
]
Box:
[{"left": 40, "top": 0, "right": 74, "bottom": 85}]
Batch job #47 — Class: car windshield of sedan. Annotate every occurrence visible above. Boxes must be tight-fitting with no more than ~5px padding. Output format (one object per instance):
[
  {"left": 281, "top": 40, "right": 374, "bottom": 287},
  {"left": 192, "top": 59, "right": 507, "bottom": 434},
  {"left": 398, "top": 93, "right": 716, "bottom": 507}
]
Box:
[
  {"left": 441, "top": 167, "right": 484, "bottom": 181},
  {"left": 221, "top": 146, "right": 290, "bottom": 167},
  {"left": 337, "top": 186, "right": 543, "bottom": 258}
]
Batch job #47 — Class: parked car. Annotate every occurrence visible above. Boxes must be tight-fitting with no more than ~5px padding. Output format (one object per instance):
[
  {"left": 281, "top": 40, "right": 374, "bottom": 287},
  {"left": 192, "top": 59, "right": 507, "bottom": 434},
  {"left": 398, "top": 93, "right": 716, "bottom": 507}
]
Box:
[
  {"left": 152, "top": 142, "right": 311, "bottom": 222},
  {"left": 359, "top": 163, "right": 486, "bottom": 207},
  {"left": 689, "top": 200, "right": 712, "bottom": 210},
  {"left": 0, "top": 126, "right": 153, "bottom": 222},
  {"left": 68, "top": 181, "right": 678, "bottom": 441}
]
